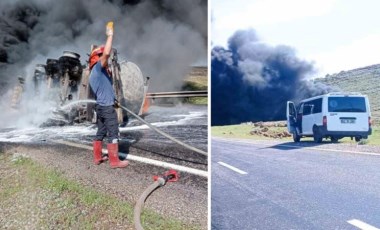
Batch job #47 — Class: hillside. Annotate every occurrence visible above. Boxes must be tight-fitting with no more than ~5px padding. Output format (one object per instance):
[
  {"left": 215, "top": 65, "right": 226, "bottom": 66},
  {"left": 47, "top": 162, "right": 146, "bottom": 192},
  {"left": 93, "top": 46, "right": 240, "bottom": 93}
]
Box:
[
  {"left": 184, "top": 66, "right": 208, "bottom": 90},
  {"left": 314, "top": 64, "right": 380, "bottom": 119}
]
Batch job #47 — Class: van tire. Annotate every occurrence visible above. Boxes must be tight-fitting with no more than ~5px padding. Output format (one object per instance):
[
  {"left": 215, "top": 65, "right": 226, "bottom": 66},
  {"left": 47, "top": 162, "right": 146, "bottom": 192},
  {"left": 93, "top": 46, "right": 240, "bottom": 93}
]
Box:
[
  {"left": 293, "top": 131, "right": 301, "bottom": 142},
  {"left": 313, "top": 126, "right": 323, "bottom": 143},
  {"left": 331, "top": 136, "right": 339, "bottom": 143},
  {"left": 355, "top": 137, "right": 361, "bottom": 142}
]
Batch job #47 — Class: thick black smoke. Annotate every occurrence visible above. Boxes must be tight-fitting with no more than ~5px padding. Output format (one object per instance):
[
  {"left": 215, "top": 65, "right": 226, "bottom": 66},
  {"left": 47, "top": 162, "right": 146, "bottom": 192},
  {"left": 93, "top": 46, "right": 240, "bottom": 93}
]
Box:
[
  {"left": 0, "top": 0, "right": 207, "bottom": 93},
  {"left": 211, "top": 29, "right": 333, "bottom": 126}
]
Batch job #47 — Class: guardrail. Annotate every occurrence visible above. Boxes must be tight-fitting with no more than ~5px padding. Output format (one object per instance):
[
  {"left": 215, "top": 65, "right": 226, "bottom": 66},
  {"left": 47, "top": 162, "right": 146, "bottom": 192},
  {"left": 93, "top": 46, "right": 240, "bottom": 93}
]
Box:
[{"left": 146, "top": 90, "right": 207, "bottom": 99}]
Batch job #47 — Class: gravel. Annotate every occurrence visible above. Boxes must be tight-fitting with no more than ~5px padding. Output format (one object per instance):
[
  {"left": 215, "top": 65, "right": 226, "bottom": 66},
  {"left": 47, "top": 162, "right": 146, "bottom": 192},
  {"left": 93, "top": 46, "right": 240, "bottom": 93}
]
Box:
[{"left": 0, "top": 142, "right": 208, "bottom": 229}]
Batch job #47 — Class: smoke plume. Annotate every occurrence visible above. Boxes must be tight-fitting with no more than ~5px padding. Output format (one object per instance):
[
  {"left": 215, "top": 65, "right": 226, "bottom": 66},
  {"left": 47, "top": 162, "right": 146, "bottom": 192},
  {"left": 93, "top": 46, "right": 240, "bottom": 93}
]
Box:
[
  {"left": 0, "top": 0, "right": 206, "bottom": 128},
  {"left": 0, "top": 0, "right": 207, "bottom": 92},
  {"left": 211, "top": 29, "right": 333, "bottom": 126}
]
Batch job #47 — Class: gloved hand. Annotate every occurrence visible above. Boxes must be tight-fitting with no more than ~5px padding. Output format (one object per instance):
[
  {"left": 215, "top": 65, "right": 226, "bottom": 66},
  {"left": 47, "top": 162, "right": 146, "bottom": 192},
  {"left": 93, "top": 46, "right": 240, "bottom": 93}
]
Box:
[{"left": 106, "top": 21, "right": 114, "bottom": 36}]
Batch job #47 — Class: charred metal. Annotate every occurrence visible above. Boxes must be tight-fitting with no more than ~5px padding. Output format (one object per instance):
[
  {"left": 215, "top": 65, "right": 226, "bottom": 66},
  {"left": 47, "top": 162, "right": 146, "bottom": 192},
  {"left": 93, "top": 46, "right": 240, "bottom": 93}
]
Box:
[{"left": 12, "top": 47, "right": 149, "bottom": 126}]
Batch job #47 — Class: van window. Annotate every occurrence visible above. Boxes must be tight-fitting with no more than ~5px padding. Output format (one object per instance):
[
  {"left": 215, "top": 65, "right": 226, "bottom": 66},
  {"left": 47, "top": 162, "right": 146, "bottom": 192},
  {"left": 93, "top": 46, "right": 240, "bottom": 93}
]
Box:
[
  {"left": 302, "top": 98, "right": 322, "bottom": 115},
  {"left": 289, "top": 103, "right": 296, "bottom": 116},
  {"left": 303, "top": 104, "right": 313, "bottom": 115},
  {"left": 328, "top": 97, "right": 366, "bottom": 113},
  {"left": 312, "top": 98, "right": 322, "bottom": 114},
  {"left": 297, "top": 103, "right": 304, "bottom": 115}
]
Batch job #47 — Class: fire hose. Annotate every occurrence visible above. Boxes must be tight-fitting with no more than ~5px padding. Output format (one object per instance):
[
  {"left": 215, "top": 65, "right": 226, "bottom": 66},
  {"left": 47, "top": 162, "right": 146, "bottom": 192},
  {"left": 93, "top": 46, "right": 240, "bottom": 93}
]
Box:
[
  {"left": 134, "top": 169, "right": 179, "bottom": 230},
  {"left": 118, "top": 104, "right": 207, "bottom": 156},
  {"left": 61, "top": 100, "right": 207, "bottom": 156},
  {"left": 119, "top": 104, "right": 199, "bottom": 228}
]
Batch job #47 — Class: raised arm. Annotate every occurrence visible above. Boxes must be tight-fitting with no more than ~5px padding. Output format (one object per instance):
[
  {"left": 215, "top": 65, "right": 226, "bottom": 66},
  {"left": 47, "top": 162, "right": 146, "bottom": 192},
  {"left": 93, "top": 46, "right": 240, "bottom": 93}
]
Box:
[{"left": 100, "top": 21, "right": 113, "bottom": 68}]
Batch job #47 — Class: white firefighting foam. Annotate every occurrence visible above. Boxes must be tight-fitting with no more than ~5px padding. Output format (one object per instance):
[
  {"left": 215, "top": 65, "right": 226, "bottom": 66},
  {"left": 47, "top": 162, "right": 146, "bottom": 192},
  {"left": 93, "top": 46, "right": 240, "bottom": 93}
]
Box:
[{"left": 0, "top": 106, "right": 206, "bottom": 143}]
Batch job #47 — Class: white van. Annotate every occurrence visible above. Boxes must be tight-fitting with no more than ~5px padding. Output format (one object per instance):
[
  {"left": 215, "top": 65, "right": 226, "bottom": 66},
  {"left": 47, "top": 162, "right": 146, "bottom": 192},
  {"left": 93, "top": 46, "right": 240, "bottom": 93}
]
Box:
[{"left": 286, "top": 92, "right": 372, "bottom": 143}]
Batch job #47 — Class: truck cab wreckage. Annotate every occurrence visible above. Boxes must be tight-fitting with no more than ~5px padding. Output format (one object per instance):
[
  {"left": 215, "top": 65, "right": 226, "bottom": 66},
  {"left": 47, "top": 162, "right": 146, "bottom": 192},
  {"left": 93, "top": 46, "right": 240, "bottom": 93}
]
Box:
[{"left": 11, "top": 46, "right": 149, "bottom": 126}]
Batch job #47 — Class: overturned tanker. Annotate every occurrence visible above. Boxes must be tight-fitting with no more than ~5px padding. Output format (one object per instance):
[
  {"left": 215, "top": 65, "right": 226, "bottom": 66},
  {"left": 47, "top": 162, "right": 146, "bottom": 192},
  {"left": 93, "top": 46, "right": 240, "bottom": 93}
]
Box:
[{"left": 13, "top": 46, "right": 149, "bottom": 126}]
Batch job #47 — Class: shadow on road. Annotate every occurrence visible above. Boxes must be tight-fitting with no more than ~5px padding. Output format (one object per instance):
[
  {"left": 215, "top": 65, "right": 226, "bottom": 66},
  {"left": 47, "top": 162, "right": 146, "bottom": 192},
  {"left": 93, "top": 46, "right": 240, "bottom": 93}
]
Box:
[{"left": 260, "top": 140, "right": 338, "bottom": 151}]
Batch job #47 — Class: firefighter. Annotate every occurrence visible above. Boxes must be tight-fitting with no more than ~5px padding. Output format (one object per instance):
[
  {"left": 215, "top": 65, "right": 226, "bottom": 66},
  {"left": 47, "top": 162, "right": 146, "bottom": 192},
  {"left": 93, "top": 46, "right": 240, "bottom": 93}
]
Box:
[{"left": 89, "top": 21, "right": 128, "bottom": 168}]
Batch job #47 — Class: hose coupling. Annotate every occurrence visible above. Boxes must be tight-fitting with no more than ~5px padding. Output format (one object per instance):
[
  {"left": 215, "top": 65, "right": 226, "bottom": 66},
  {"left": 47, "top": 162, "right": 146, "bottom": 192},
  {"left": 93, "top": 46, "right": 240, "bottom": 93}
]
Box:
[{"left": 153, "top": 169, "right": 179, "bottom": 184}]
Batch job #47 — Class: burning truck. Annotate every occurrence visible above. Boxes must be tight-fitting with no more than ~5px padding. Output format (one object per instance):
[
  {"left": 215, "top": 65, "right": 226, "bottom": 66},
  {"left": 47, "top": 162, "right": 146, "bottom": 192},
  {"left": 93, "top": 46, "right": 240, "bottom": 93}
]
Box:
[{"left": 11, "top": 46, "right": 149, "bottom": 126}]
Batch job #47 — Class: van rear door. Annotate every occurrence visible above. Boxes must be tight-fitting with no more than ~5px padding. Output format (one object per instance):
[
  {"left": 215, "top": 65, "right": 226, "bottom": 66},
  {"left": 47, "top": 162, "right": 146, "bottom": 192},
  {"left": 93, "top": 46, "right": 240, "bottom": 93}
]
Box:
[
  {"left": 326, "top": 96, "right": 369, "bottom": 132},
  {"left": 287, "top": 101, "right": 297, "bottom": 133}
]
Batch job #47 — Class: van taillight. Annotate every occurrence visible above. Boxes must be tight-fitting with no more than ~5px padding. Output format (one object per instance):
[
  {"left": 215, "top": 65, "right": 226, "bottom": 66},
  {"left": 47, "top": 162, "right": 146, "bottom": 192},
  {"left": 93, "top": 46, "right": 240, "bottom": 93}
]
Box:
[
  {"left": 323, "top": 116, "right": 327, "bottom": 127},
  {"left": 369, "top": 117, "right": 372, "bottom": 127}
]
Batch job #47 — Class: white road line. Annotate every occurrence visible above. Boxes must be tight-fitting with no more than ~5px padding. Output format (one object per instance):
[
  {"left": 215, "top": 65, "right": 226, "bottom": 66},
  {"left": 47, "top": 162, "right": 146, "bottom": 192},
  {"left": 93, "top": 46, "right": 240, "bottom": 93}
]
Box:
[
  {"left": 214, "top": 137, "right": 380, "bottom": 157},
  {"left": 217, "top": 161, "right": 247, "bottom": 175},
  {"left": 347, "top": 219, "right": 380, "bottom": 230},
  {"left": 52, "top": 140, "right": 208, "bottom": 178}
]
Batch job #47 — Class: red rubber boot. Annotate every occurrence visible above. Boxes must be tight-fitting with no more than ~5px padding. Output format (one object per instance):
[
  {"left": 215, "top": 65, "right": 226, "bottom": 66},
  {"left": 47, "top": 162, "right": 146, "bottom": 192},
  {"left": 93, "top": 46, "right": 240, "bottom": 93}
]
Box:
[
  {"left": 93, "top": 141, "right": 108, "bottom": 165},
  {"left": 107, "top": 143, "right": 129, "bottom": 168}
]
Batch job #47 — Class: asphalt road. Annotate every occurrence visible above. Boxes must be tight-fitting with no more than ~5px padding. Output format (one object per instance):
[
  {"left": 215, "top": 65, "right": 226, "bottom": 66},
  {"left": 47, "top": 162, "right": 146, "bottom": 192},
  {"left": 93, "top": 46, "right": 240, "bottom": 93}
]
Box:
[{"left": 211, "top": 137, "right": 380, "bottom": 230}]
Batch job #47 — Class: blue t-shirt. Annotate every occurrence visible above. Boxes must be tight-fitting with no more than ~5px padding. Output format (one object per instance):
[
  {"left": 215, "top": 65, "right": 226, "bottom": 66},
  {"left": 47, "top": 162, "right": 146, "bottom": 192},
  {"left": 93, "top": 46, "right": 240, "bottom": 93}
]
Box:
[{"left": 89, "top": 62, "right": 115, "bottom": 106}]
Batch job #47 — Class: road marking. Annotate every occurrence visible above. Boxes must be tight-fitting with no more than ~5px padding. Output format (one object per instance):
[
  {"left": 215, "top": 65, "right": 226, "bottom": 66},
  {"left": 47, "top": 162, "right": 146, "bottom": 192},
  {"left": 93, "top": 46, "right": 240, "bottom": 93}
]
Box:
[
  {"left": 347, "top": 219, "right": 380, "bottom": 230},
  {"left": 52, "top": 140, "right": 208, "bottom": 178},
  {"left": 218, "top": 161, "right": 247, "bottom": 175},
  {"left": 214, "top": 138, "right": 380, "bottom": 157}
]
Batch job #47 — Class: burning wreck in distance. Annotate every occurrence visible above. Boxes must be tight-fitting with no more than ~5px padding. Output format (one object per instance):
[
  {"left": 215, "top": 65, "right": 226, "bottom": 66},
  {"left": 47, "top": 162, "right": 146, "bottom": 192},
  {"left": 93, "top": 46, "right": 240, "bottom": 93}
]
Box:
[{"left": 211, "top": 29, "right": 334, "bottom": 126}]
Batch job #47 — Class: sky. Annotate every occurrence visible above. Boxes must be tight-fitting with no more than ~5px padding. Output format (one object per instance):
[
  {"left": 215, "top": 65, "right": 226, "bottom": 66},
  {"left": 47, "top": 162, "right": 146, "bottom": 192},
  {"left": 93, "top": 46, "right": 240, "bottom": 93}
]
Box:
[{"left": 211, "top": 0, "right": 380, "bottom": 77}]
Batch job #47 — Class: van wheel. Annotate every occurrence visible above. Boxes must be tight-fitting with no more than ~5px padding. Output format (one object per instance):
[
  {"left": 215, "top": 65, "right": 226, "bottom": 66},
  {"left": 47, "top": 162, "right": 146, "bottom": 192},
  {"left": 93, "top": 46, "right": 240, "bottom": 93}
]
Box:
[
  {"left": 313, "top": 126, "right": 323, "bottom": 143},
  {"left": 355, "top": 137, "right": 361, "bottom": 142},
  {"left": 293, "top": 132, "right": 300, "bottom": 142},
  {"left": 331, "top": 136, "right": 339, "bottom": 143}
]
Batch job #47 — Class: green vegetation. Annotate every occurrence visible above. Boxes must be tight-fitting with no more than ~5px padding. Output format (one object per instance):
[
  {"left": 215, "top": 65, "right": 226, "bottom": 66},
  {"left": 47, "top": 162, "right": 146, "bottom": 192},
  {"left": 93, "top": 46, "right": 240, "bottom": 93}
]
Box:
[
  {"left": 0, "top": 154, "right": 200, "bottom": 230},
  {"left": 211, "top": 124, "right": 284, "bottom": 140},
  {"left": 182, "top": 76, "right": 208, "bottom": 91},
  {"left": 185, "top": 97, "right": 208, "bottom": 105},
  {"left": 181, "top": 67, "right": 208, "bottom": 105},
  {"left": 212, "top": 124, "right": 380, "bottom": 146}
]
